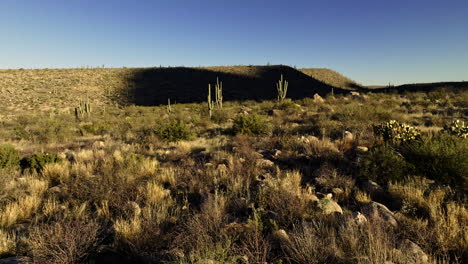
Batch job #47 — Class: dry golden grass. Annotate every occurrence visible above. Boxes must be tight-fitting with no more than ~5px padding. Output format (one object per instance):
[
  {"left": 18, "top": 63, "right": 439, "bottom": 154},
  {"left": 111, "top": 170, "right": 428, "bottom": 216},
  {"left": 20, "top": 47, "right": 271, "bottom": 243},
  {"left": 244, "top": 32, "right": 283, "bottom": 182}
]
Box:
[{"left": 0, "top": 229, "right": 16, "bottom": 256}]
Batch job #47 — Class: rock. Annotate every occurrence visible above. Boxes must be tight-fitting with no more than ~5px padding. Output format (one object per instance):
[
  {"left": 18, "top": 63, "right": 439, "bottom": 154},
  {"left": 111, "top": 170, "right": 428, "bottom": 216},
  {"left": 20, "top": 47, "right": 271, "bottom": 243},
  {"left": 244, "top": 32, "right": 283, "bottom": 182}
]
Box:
[
  {"left": 272, "top": 149, "right": 282, "bottom": 159},
  {"left": 0, "top": 257, "right": 31, "bottom": 264},
  {"left": 397, "top": 239, "right": 429, "bottom": 263},
  {"left": 352, "top": 211, "right": 368, "bottom": 225},
  {"left": 255, "top": 159, "right": 275, "bottom": 169},
  {"left": 47, "top": 185, "right": 63, "bottom": 196},
  {"left": 353, "top": 211, "right": 368, "bottom": 224},
  {"left": 361, "top": 201, "right": 398, "bottom": 228},
  {"left": 313, "top": 93, "right": 325, "bottom": 103},
  {"left": 272, "top": 229, "right": 290, "bottom": 243},
  {"left": 316, "top": 192, "right": 333, "bottom": 199},
  {"left": 350, "top": 91, "right": 361, "bottom": 98},
  {"left": 317, "top": 197, "right": 343, "bottom": 215},
  {"left": 204, "top": 162, "right": 214, "bottom": 168},
  {"left": 343, "top": 131, "right": 354, "bottom": 141},
  {"left": 307, "top": 194, "right": 320, "bottom": 204},
  {"left": 92, "top": 141, "right": 105, "bottom": 149},
  {"left": 361, "top": 180, "right": 384, "bottom": 198},
  {"left": 356, "top": 146, "right": 368, "bottom": 152}
]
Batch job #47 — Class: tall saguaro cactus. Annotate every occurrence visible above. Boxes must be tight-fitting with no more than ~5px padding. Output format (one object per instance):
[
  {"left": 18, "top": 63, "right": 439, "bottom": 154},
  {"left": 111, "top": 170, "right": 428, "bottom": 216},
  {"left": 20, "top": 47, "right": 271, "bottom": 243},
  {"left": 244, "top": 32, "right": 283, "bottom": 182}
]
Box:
[
  {"left": 276, "top": 74, "right": 288, "bottom": 103},
  {"left": 215, "top": 77, "right": 223, "bottom": 109},
  {"left": 207, "top": 77, "right": 223, "bottom": 118},
  {"left": 208, "top": 84, "right": 214, "bottom": 118}
]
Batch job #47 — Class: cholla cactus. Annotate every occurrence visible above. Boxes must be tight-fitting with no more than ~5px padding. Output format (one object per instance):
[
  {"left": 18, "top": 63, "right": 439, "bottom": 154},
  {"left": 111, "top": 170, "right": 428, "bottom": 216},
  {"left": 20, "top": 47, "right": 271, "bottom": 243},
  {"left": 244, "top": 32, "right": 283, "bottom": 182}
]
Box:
[
  {"left": 374, "top": 120, "right": 421, "bottom": 143},
  {"left": 443, "top": 120, "right": 468, "bottom": 138}
]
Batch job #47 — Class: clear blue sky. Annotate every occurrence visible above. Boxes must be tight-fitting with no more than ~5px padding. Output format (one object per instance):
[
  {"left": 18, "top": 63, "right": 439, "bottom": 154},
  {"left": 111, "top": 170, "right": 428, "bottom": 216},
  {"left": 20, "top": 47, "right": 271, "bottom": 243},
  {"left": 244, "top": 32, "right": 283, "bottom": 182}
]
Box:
[{"left": 1, "top": 0, "right": 467, "bottom": 85}]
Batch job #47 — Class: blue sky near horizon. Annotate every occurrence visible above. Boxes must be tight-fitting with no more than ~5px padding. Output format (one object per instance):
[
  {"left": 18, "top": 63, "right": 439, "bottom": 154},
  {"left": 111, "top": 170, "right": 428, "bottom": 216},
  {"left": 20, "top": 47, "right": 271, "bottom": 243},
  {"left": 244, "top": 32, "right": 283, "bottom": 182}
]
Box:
[{"left": 1, "top": 0, "right": 467, "bottom": 85}]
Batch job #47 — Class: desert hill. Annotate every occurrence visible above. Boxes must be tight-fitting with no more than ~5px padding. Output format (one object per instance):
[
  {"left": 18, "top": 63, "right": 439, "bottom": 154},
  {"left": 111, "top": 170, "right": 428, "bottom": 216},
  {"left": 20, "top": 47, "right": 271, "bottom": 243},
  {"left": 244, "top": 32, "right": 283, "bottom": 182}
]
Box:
[
  {"left": 1, "top": 65, "right": 467, "bottom": 120},
  {"left": 0, "top": 65, "right": 354, "bottom": 114}
]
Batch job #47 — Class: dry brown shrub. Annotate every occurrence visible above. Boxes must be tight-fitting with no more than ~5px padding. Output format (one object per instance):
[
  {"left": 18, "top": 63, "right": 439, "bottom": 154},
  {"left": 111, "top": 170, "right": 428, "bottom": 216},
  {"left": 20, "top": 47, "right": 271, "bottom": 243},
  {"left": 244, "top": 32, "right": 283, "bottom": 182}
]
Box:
[{"left": 29, "top": 219, "right": 101, "bottom": 264}]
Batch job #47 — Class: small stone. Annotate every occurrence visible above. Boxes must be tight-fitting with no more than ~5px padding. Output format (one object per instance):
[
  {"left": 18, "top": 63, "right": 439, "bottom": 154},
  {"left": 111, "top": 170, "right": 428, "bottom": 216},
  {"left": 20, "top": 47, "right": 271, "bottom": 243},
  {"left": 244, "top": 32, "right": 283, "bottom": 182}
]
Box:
[
  {"left": 313, "top": 93, "right": 325, "bottom": 103},
  {"left": 92, "top": 141, "right": 105, "bottom": 149},
  {"left": 343, "top": 131, "right": 354, "bottom": 141},
  {"left": 256, "top": 159, "right": 275, "bottom": 168},
  {"left": 272, "top": 229, "right": 290, "bottom": 243},
  {"left": 352, "top": 211, "right": 368, "bottom": 225},
  {"left": 47, "top": 185, "right": 63, "bottom": 196},
  {"left": 356, "top": 146, "right": 368, "bottom": 152},
  {"left": 272, "top": 149, "right": 282, "bottom": 158}
]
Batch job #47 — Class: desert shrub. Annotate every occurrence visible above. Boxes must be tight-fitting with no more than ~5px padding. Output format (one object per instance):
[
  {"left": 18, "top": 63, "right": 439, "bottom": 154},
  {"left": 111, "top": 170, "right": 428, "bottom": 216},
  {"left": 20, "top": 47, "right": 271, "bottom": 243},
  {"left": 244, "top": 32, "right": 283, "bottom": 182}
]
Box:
[
  {"left": 157, "top": 120, "right": 192, "bottom": 142},
  {"left": 210, "top": 109, "right": 229, "bottom": 124},
  {"left": 358, "top": 144, "right": 413, "bottom": 184},
  {"left": 283, "top": 221, "right": 338, "bottom": 264},
  {"left": 374, "top": 120, "right": 421, "bottom": 144},
  {"left": 0, "top": 145, "right": 21, "bottom": 169},
  {"left": 29, "top": 219, "right": 101, "bottom": 264},
  {"left": 442, "top": 119, "right": 467, "bottom": 138},
  {"left": 398, "top": 134, "right": 467, "bottom": 187},
  {"left": 232, "top": 114, "right": 269, "bottom": 135},
  {"left": 22, "top": 153, "right": 61, "bottom": 172},
  {"left": 79, "top": 122, "right": 112, "bottom": 135}
]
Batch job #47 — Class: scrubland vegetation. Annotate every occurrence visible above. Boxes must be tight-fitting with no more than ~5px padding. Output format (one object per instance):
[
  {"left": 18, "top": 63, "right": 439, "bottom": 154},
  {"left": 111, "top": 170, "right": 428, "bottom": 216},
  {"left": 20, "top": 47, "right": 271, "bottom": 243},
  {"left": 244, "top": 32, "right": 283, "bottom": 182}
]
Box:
[{"left": 0, "top": 69, "right": 467, "bottom": 263}]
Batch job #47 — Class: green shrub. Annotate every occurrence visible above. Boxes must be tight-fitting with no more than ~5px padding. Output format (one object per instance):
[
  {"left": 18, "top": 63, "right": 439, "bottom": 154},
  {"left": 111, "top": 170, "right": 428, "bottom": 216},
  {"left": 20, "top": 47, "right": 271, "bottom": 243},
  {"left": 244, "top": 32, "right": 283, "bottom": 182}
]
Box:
[
  {"left": 0, "top": 144, "right": 21, "bottom": 169},
  {"left": 210, "top": 110, "right": 229, "bottom": 124},
  {"left": 373, "top": 120, "right": 421, "bottom": 144},
  {"left": 79, "top": 122, "right": 111, "bottom": 135},
  {"left": 232, "top": 114, "right": 270, "bottom": 135},
  {"left": 157, "top": 120, "right": 192, "bottom": 142},
  {"left": 398, "top": 134, "right": 467, "bottom": 187},
  {"left": 358, "top": 144, "right": 413, "bottom": 184},
  {"left": 22, "top": 153, "right": 61, "bottom": 172},
  {"left": 442, "top": 119, "right": 468, "bottom": 138}
]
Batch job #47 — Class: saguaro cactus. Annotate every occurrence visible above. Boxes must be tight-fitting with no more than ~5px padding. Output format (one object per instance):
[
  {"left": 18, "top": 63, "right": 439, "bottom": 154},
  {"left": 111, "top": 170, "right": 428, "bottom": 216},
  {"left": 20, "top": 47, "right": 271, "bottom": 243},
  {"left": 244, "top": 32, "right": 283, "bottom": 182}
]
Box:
[
  {"left": 208, "top": 84, "right": 214, "bottom": 118},
  {"left": 208, "top": 77, "right": 223, "bottom": 118},
  {"left": 215, "top": 77, "right": 223, "bottom": 109},
  {"left": 167, "top": 98, "right": 172, "bottom": 113},
  {"left": 276, "top": 74, "right": 288, "bottom": 103},
  {"left": 74, "top": 99, "right": 92, "bottom": 120}
]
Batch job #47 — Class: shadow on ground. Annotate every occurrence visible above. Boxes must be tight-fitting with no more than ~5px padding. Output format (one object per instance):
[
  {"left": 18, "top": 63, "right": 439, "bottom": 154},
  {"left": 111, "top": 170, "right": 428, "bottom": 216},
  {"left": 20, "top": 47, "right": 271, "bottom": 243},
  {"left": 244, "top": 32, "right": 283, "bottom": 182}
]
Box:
[{"left": 120, "top": 65, "right": 351, "bottom": 106}]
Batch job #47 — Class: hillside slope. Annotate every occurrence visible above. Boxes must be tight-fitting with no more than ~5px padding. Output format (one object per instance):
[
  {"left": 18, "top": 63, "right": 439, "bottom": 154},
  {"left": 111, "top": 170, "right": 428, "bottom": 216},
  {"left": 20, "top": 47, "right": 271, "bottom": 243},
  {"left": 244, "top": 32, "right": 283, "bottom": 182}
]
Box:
[
  {"left": 299, "top": 68, "right": 362, "bottom": 89},
  {"left": 0, "top": 66, "right": 350, "bottom": 118}
]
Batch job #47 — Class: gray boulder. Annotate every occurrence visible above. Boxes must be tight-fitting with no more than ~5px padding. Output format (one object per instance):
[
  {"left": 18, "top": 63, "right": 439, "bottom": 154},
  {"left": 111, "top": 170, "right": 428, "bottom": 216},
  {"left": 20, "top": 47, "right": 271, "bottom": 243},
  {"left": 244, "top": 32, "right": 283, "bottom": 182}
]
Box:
[
  {"left": 361, "top": 201, "right": 398, "bottom": 228},
  {"left": 318, "top": 197, "right": 343, "bottom": 215}
]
